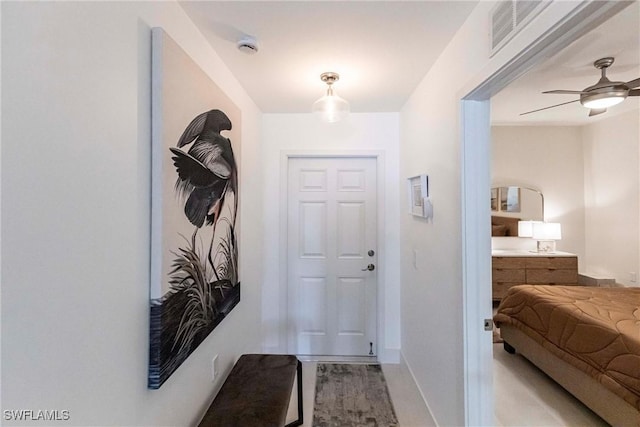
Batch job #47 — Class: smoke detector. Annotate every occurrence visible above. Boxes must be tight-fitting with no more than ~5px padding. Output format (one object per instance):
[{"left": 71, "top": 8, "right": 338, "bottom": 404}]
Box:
[{"left": 237, "top": 36, "right": 258, "bottom": 54}]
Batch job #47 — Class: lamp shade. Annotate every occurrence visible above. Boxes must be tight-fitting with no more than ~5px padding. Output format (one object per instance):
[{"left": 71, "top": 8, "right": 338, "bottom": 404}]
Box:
[
  {"left": 532, "top": 222, "right": 562, "bottom": 240},
  {"left": 518, "top": 220, "right": 543, "bottom": 237},
  {"left": 312, "top": 86, "right": 349, "bottom": 123}
]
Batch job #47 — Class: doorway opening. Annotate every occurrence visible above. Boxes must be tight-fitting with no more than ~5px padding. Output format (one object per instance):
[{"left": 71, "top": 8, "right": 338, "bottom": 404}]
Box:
[{"left": 460, "top": 2, "right": 631, "bottom": 424}]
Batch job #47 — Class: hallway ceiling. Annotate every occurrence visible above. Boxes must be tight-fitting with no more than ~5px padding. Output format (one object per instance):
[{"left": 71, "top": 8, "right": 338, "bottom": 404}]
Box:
[
  {"left": 179, "top": 1, "right": 638, "bottom": 124},
  {"left": 178, "top": 1, "right": 479, "bottom": 113}
]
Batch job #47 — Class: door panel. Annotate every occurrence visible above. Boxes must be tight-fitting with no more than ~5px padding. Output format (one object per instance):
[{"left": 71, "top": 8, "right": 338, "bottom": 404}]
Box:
[
  {"left": 299, "top": 276, "right": 327, "bottom": 334},
  {"left": 337, "top": 169, "right": 366, "bottom": 191},
  {"left": 337, "top": 277, "right": 366, "bottom": 335},
  {"left": 288, "top": 157, "right": 377, "bottom": 356},
  {"left": 337, "top": 202, "right": 365, "bottom": 258},
  {"left": 299, "top": 202, "right": 327, "bottom": 258},
  {"left": 299, "top": 169, "right": 327, "bottom": 191}
]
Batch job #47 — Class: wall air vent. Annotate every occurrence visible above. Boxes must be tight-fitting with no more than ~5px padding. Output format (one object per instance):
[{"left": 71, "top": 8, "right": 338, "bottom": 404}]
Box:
[{"left": 491, "top": 0, "right": 551, "bottom": 56}]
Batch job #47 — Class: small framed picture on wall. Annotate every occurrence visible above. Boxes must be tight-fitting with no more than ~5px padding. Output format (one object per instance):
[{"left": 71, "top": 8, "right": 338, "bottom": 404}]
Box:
[{"left": 408, "top": 174, "right": 430, "bottom": 218}]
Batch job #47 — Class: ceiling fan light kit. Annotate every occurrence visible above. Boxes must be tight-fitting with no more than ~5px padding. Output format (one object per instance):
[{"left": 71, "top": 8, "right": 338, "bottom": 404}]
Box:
[
  {"left": 313, "top": 72, "right": 350, "bottom": 123},
  {"left": 521, "top": 57, "right": 640, "bottom": 117},
  {"left": 581, "top": 90, "right": 627, "bottom": 109}
]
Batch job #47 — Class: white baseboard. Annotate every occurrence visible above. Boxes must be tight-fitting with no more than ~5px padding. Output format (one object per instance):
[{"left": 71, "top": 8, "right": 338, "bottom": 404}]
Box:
[{"left": 400, "top": 351, "right": 439, "bottom": 426}]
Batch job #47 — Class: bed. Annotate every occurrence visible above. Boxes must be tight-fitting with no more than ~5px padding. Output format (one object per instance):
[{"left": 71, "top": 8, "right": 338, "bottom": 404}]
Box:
[{"left": 494, "top": 285, "right": 640, "bottom": 426}]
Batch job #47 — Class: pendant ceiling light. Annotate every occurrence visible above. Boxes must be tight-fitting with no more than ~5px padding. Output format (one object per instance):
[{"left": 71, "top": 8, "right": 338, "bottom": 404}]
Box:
[{"left": 312, "top": 72, "right": 350, "bottom": 123}]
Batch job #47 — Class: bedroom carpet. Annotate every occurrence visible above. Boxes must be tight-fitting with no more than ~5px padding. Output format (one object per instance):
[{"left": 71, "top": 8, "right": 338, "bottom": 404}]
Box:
[{"left": 312, "top": 363, "right": 399, "bottom": 427}]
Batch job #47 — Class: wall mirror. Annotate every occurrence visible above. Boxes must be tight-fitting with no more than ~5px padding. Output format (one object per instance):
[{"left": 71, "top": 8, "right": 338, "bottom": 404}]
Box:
[{"left": 491, "top": 186, "right": 544, "bottom": 236}]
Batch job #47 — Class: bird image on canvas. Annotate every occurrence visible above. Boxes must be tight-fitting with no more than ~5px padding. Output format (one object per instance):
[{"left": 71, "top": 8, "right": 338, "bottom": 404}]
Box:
[{"left": 166, "top": 109, "right": 239, "bottom": 357}]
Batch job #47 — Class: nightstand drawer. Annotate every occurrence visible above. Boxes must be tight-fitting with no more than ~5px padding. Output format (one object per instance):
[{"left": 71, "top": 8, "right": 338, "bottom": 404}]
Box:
[
  {"left": 492, "top": 257, "right": 526, "bottom": 269},
  {"left": 526, "top": 269, "right": 578, "bottom": 284},
  {"left": 526, "top": 257, "right": 577, "bottom": 269},
  {"left": 493, "top": 268, "right": 525, "bottom": 282}
]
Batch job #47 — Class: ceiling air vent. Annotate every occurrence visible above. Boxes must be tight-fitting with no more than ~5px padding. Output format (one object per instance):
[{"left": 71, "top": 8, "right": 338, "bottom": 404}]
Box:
[
  {"left": 491, "top": 0, "right": 551, "bottom": 56},
  {"left": 516, "top": 0, "right": 544, "bottom": 25},
  {"left": 491, "top": 1, "right": 514, "bottom": 51}
]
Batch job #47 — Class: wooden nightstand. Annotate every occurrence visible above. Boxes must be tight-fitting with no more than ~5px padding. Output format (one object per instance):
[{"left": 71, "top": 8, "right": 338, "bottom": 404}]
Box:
[{"left": 492, "top": 250, "right": 578, "bottom": 301}]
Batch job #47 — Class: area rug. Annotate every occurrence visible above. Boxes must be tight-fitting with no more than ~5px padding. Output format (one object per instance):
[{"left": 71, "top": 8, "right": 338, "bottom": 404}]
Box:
[{"left": 312, "top": 363, "right": 399, "bottom": 427}]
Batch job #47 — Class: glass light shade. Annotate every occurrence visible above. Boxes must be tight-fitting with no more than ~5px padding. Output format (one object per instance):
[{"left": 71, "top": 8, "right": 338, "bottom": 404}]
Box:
[
  {"left": 583, "top": 96, "right": 624, "bottom": 109},
  {"left": 581, "top": 91, "right": 626, "bottom": 109},
  {"left": 518, "top": 220, "right": 543, "bottom": 237},
  {"left": 532, "top": 222, "right": 562, "bottom": 240},
  {"left": 312, "top": 87, "right": 350, "bottom": 123}
]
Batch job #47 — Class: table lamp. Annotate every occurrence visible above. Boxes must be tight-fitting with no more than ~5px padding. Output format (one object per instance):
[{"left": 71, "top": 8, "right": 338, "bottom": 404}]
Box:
[{"left": 532, "top": 222, "right": 562, "bottom": 253}]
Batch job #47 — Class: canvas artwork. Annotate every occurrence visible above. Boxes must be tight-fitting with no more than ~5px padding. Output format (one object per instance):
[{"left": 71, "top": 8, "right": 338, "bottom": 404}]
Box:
[{"left": 149, "top": 28, "right": 241, "bottom": 389}]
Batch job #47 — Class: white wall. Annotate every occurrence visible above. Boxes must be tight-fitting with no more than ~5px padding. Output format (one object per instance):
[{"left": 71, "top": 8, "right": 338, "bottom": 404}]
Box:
[
  {"left": 1, "top": 2, "right": 262, "bottom": 426},
  {"left": 399, "top": 1, "right": 593, "bottom": 425},
  {"left": 260, "top": 113, "right": 401, "bottom": 362},
  {"left": 491, "top": 126, "right": 586, "bottom": 260},
  {"left": 491, "top": 117, "right": 640, "bottom": 285},
  {"left": 582, "top": 110, "right": 640, "bottom": 286}
]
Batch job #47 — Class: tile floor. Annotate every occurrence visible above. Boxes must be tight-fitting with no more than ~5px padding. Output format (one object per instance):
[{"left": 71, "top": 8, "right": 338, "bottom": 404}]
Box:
[
  {"left": 492, "top": 342, "right": 608, "bottom": 426},
  {"left": 296, "top": 350, "right": 609, "bottom": 426}
]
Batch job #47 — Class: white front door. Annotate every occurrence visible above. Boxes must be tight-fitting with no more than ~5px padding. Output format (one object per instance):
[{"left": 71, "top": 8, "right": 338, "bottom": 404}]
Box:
[{"left": 287, "top": 157, "right": 378, "bottom": 356}]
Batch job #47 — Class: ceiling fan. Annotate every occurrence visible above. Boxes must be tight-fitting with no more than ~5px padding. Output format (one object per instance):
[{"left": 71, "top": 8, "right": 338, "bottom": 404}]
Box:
[{"left": 521, "top": 57, "right": 640, "bottom": 117}]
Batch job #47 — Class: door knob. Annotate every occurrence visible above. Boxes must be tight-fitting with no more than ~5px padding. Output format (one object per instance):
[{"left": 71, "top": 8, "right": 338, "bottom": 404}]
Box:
[{"left": 362, "top": 264, "right": 375, "bottom": 271}]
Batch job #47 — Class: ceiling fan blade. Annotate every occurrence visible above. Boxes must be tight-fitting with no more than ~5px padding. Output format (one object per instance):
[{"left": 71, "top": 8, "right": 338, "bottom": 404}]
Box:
[
  {"left": 589, "top": 108, "right": 607, "bottom": 117},
  {"left": 519, "top": 99, "right": 579, "bottom": 116},
  {"left": 543, "top": 90, "right": 587, "bottom": 95},
  {"left": 625, "top": 77, "right": 640, "bottom": 89},
  {"left": 629, "top": 89, "right": 639, "bottom": 96}
]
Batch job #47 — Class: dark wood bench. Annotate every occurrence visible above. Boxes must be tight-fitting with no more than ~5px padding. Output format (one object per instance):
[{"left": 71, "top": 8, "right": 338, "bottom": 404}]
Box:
[{"left": 198, "top": 354, "right": 303, "bottom": 427}]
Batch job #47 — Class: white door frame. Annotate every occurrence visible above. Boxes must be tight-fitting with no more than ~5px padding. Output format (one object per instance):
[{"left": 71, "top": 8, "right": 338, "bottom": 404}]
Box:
[
  {"left": 279, "top": 150, "right": 387, "bottom": 360},
  {"left": 279, "top": 150, "right": 387, "bottom": 359},
  {"left": 460, "top": 1, "right": 632, "bottom": 425}
]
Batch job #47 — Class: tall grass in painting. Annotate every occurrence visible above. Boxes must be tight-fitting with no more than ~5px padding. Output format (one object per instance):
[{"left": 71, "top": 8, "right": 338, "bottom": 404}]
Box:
[
  {"left": 149, "top": 219, "right": 240, "bottom": 388},
  {"left": 169, "top": 231, "right": 218, "bottom": 357},
  {"left": 214, "top": 218, "right": 237, "bottom": 285}
]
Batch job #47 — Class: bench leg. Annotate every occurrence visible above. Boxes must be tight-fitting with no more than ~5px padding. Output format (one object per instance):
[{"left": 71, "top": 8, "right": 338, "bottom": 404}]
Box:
[{"left": 285, "top": 360, "right": 303, "bottom": 427}]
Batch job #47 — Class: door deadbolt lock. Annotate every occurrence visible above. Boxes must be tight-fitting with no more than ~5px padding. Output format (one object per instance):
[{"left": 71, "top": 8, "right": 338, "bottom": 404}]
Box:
[
  {"left": 368, "top": 250, "right": 375, "bottom": 257},
  {"left": 362, "top": 264, "right": 375, "bottom": 271}
]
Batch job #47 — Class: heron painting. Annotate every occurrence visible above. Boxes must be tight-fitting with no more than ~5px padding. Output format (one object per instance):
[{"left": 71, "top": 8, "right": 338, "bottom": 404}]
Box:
[{"left": 149, "top": 28, "right": 241, "bottom": 389}]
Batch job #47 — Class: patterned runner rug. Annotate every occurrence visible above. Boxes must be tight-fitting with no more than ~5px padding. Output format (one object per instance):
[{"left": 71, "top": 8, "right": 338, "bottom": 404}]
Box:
[{"left": 312, "top": 363, "right": 399, "bottom": 427}]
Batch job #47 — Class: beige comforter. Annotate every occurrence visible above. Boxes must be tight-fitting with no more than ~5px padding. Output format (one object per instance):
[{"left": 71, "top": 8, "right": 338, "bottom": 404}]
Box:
[{"left": 494, "top": 285, "right": 640, "bottom": 410}]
